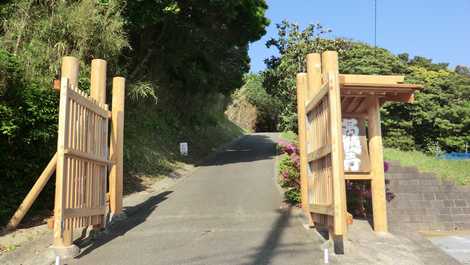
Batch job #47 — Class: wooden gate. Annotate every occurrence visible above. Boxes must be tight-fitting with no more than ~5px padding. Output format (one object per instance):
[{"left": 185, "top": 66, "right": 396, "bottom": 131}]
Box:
[
  {"left": 297, "top": 51, "right": 422, "bottom": 254},
  {"left": 53, "top": 77, "right": 110, "bottom": 241},
  {"left": 297, "top": 51, "right": 347, "bottom": 253}
]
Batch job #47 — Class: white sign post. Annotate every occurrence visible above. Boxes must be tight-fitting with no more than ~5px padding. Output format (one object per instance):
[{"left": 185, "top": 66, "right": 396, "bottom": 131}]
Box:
[{"left": 180, "top": 142, "right": 188, "bottom": 156}]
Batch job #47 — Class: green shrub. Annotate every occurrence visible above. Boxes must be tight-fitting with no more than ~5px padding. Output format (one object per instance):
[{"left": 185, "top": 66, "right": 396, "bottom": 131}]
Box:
[{"left": 0, "top": 49, "right": 58, "bottom": 225}]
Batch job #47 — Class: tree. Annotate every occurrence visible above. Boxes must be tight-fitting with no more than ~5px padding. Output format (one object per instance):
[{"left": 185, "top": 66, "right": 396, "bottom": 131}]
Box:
[
  {"left": 262, "top": 21, "right": 470, "bottom": 152},
  {"left": 263, "top": 21, "right": 350, "bottom": 131},
  {"left": 455, "top": 65, "right": 470, "bottom": 77}
]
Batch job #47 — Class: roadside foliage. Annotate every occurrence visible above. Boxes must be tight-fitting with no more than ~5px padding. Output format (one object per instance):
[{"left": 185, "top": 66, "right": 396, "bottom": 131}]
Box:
[{"left": 0, "top": 0, "right": 268, "bottom": 225}]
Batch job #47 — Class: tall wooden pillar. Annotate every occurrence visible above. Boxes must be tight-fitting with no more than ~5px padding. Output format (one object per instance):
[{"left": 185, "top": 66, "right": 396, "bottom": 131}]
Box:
[
  {"left": 296, "top": 73, "right": 310, "bottom": 221},
  {"left": 109, "top": 77, "right": 125, "bottom": 215},
  {"left": 90, "top": 59, "right": 107, "bottom": 103},
  {"left": 322, "top": 51, "right": 347, "bottom": 240},
  {"left": 90, "top": 59, "right": 107, "bottom": 227},
  {"left": 367, "top": 96, "right": 388, "bottom": 233},
  {"left": 53, "top": 57, "right": 79, "bottom": 257},
  {"left": 305, "top": 53, "right": 322, "bottom": 225}
]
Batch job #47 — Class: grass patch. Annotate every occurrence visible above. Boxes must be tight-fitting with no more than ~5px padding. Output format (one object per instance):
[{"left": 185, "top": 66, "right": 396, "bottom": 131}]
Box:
[
  {"left": 124, "top": 101, "right": 243, "bottom": 193},
  {"left": 384, "top": 148, "right": 470, "bottom": 185}
]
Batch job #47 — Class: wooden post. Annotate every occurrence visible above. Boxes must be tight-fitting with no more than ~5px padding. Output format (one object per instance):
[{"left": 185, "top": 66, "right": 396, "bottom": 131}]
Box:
[
  {"left": 61, "top": 57, "right": 79, "bottom": 89},
  {"left": 367, "top": 96, "right": 388, "bottom": 233},
  {"left": 296, "top": 73, "right": 311, "bottom": 222},
  {"left": 109, "top": 77, "right": 125, "bottom": 215},
  {"left": 305, "top": 53, "right": 322, "bottom": 225},
  {"left": 53, "top": 57, "right": 79, "bottom": 252},
  {"left": 90, "top": 59, "right": 107, "bottom": 103},
  {"left": 306, "top": 53, "right": 322, "bottom": 99},
  {"left": 90, "top": 59, "right": 107, "bottom": 228},
  {"left": 322, "top": 51, "right": 347, "bottom": 253},
  {"left": 7, "top": 154, "right": 57, "bottom": 230}
]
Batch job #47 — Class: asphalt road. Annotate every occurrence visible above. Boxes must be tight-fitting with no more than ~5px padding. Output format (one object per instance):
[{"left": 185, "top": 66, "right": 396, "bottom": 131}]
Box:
[
  {"left": 70, "top": 133, "right": 325, "bottom": 265},
  {"left": 429, "top": 235, "right": 470, "bottom": 264}
]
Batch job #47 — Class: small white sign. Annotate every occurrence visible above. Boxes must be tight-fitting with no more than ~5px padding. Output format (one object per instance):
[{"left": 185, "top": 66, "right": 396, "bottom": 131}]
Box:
[{"left": 180, "top": 142, "right": 188, "bottom": 156}]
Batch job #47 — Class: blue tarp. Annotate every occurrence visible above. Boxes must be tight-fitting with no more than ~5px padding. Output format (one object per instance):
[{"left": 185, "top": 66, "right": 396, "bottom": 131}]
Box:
[{"left": 439, "top": 152, "right": 470, "bottom": 160}]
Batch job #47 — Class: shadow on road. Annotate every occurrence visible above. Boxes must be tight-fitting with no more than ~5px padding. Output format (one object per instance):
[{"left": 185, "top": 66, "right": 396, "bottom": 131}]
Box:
[
  {"left": 167, "top": 206, "right": 297, "bottom": 265},
  {"left": 74, "top": 191, "right": 173, "bottom": 259},
  {"left": 198, "top": 134, "right": 277, "bottom": 167},
  {"left": 248, "top": 206, "right": 292, "bottom": 264}
]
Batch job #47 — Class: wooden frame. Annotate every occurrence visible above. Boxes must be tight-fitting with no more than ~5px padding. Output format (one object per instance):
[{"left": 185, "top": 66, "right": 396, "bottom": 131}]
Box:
[
  {"left": 53, "top": 76, "right": 109, "bottom": 242},
  {"left": 7, "top": 57, "right": 126, "bottom": 258},
  {"left": 296, "top": 51, "right": 421, "bottom": 254}
]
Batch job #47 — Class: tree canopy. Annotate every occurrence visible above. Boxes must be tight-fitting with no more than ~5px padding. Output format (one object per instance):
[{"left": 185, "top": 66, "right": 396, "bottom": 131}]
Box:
[
  {"left": 0, "top": 0, "right": 269, "bottom": 225},
  {"left": 262, "top": 21, "right": 470, "bottom": 153}
]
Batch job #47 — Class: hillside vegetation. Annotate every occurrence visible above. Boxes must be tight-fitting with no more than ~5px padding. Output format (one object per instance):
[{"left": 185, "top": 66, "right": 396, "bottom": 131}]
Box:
[
  {"left": 247, "top": 21, "right": 469, "bottom": 153},
  {"left": 0, "top": 0, "right": 268, "bottom": 225}
]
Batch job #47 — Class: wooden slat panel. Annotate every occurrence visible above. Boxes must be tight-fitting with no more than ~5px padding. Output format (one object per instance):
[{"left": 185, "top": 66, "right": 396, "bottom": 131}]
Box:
[{"left": 56, "top": 77, "right": 108, "bottom": 230}]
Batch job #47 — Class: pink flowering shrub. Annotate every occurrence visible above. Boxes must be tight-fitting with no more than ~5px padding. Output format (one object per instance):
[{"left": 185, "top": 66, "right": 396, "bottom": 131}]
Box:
[
  {"left": 277, "top": 138, "right": 394, "bottom": 211},
  {"left": 346, "top": 161, "right": 393, "bottom": 218},
  {"left": 277, "top": 140, "right": 301, "bottom": 204}
]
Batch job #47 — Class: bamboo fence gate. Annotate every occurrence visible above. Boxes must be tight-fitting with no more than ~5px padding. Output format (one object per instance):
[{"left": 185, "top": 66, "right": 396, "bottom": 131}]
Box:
[
  {"left": 53, "top": 76, "right": 110, "bottom": 239},
  {"left": 7, "top": 56, "right": 125, "bottom": 257},
  {"left": 296, "top": 51, "right": 421, "bottom": 254}
]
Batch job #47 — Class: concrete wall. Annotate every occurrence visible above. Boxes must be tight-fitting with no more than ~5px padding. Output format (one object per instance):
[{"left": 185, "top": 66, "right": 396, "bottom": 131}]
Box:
[{"left": 386, "top": 161, "right": 470, "bottom": 232}]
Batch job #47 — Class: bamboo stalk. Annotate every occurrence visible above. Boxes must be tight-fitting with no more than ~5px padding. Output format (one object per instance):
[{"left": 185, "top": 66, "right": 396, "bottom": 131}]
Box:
[{"left": 6, "top": 154, "right": 57, "bottom": 230}]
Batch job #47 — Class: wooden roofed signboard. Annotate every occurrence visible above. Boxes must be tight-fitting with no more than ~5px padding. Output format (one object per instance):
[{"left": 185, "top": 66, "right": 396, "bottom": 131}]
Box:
[{"left": 296, "top": 52, "right": 422, "bottom": 254}]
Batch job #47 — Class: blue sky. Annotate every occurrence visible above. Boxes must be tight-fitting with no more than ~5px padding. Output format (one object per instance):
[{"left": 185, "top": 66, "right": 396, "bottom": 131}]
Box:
[{"left": 248, "top": 0, "right": 470, "bottom": 72}]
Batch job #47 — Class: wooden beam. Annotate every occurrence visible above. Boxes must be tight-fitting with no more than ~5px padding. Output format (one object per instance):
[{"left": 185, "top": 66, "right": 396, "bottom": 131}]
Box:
[
  {"left": 109, "top": 77, "right": 125, "bottom": 215},
  {"left": 63, "top": 207, "right": 106, "bottom": 218},
  {"left": 340, "top": 74, "right": 404, "bottom": 85},
  {"left": 342, "top": 112, "right": 368, "bottom": 119},
  {"left": 305, "top": 82, "right": 328, "bottom": 114},
  {"left": 345, "top": 97, "right": 363, "bottom": 113},
  {"left": 296, "top": 73, "right": 310, "bottom": 219},
  {"left": 344, "top": 173, "right": 372, "bottom": 180},
  {"left": 64, "top": 149, "right": 113, "bottom": 165},
  {"left": 68, "top": 89, "right": 109, "bottom": 117},
  {"left": 340, "top": 97, "right": 352, "bottom": 113},
  {"left": 309, "top": 204, "right": 334, "bottom": 216},
  {"left": 7, "top": 153, "right": 57, "bottom": 230},
  {"left": 307, "top": 145, "right": 332, "bottom": 162},
  {"left": 355, "top": 97, "right": 370, "bottom": 113},
  {"left": 367, "top": 96, "right": 388, "bottom": 233}
]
